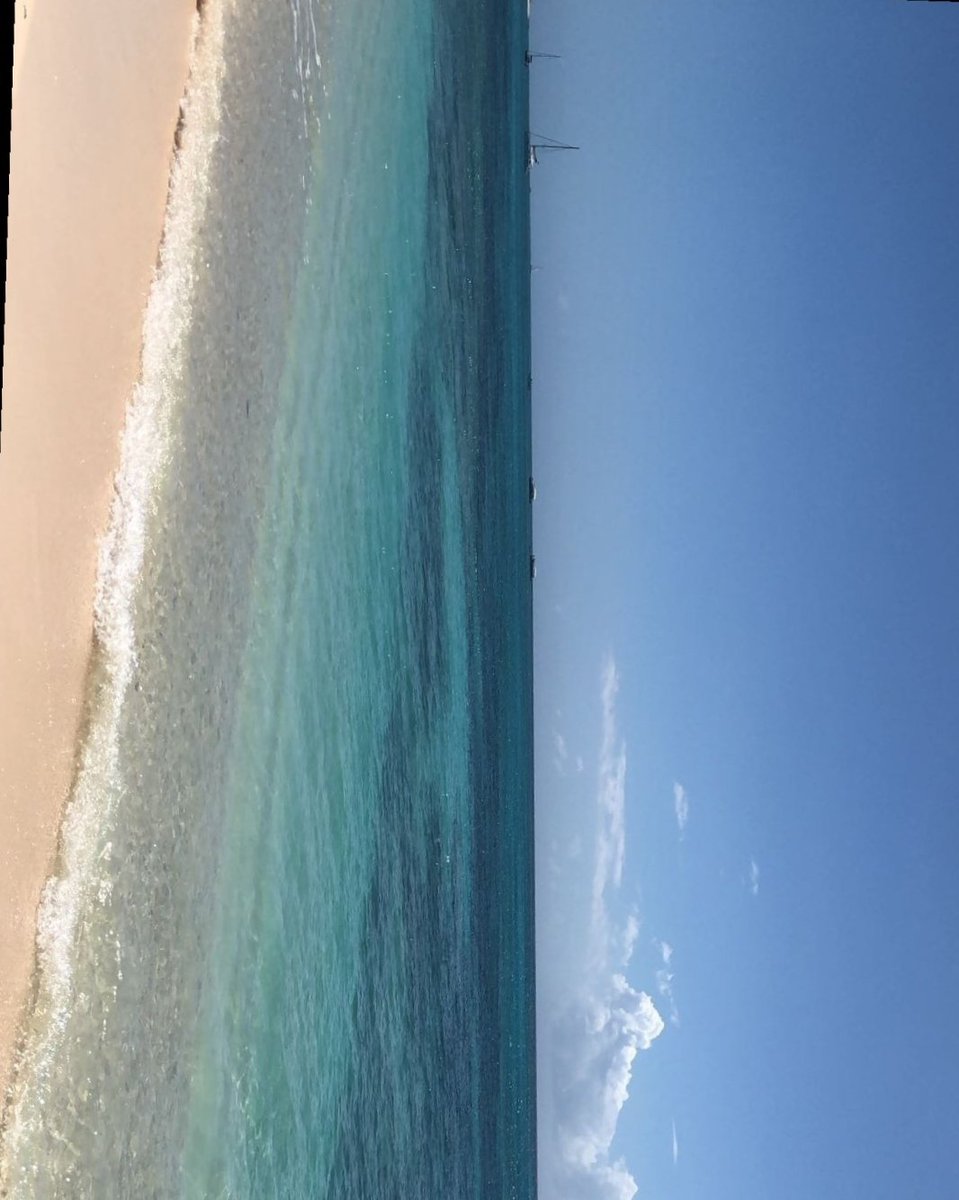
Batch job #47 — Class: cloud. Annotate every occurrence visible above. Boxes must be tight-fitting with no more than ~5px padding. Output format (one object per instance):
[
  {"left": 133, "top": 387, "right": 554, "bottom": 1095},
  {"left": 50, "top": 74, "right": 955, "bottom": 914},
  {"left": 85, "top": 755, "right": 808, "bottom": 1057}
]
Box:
[
  {"left": 672, "top": 1120, "right": 679, "bottom": 1166},
  {"left": 591, "top": 660, "right": 627, "bottom": 935},
  {"left": 552, "top": 976, "right": 664, "bottom": 1199},
  {"left": 539, "top": 657, "right": 665, "bottom": 1200},
  {"left": 748, "top": 858, "right": 760, "bottom": 896},
  {"left": 555, "top": 731, "right": 570, "bottom": 775},
  {"left": 620, "top": 913, "right": 641, "bottom": 966},
  {"left": 673, "top": 782, "right": 689, "bottom": 836},
  {"left": 566, "top": 1160, "right": 642, "bottom": 1200},
  {"left": 555, "top": 978, "right": 665, "bottom": 1158},
  {"left": 652, "top": 939, "right": 680, "bottom": 1026}
]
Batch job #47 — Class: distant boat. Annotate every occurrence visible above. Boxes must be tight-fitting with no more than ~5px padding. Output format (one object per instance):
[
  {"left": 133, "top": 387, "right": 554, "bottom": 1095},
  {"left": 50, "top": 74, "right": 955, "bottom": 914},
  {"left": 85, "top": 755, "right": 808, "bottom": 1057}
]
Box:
[
  {"left": 529, "top": 477, "right": 537, "bottom": 501},
  {"left": 530, "top": 555, "right": 537, "bottom": 579},
  {"left": 527, "top": 133, "right": 579, "bottom": 169},
  {"left": 525, "top": 52, "right": 561, "bottom": 65}
]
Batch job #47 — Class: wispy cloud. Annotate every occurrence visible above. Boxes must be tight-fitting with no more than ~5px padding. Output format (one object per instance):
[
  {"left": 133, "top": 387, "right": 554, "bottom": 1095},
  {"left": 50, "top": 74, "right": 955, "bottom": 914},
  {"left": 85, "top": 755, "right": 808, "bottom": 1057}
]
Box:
[
  {"left": 540, "top": 657, "right": 665, "bottom": 1200},
  {"left": 554, "top": 731, "right": 569, "bottom": 775},
  {"left": 748, "top": 858, "right": 760, "bottom": 896},
  {"left": 653, "top": 940, "right": 680, "bottom": 1027},
  {"left": 621, "top": 912, "right": 641, "bottom": 966},
  {"left": 673, "top": 782, "right": 689, "bottom": 836},
  {"left": 591, "top": 660, "right": 627, "bottom": 933},
  {"left": 671, "top": 1120, "right": 679, "bottom": 1166}
]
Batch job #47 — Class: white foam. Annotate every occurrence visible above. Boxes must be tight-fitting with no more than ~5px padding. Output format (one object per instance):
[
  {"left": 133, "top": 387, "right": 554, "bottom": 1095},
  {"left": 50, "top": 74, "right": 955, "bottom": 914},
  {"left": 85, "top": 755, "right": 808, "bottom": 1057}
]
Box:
[
  {"left": 1, "top": 1, "right": 232, "bottom": 1183},
  {"left": 288, "top": 0, "right": 321, "bottom": 138}
]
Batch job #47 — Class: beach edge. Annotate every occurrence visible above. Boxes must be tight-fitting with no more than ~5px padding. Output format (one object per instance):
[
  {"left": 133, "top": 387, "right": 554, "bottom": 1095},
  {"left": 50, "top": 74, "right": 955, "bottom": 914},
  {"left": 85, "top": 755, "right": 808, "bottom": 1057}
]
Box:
[{"left": 0, "top": 0, "right": 199, "bottom": 1105}]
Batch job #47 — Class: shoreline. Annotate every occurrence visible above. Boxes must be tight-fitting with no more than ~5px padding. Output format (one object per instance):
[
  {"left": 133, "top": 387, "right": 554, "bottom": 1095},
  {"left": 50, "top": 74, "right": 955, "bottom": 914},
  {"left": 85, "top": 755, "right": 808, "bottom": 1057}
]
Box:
[{"left": 0, "top": 0, "right": 198, "bottom": 1103}]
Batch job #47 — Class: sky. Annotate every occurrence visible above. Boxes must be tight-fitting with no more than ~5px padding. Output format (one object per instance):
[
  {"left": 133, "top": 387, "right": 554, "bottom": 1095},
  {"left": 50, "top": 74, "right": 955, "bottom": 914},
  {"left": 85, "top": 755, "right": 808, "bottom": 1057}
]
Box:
[{"left": 529, "top": 2, "right": 959, "bottom": 1197}]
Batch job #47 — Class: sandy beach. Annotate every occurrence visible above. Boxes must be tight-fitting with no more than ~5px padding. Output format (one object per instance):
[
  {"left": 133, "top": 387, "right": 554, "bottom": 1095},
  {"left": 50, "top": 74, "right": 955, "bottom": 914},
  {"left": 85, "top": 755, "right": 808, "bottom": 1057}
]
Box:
[{"left": 1, "top": 0, "right": 197, "bottom": 1101}]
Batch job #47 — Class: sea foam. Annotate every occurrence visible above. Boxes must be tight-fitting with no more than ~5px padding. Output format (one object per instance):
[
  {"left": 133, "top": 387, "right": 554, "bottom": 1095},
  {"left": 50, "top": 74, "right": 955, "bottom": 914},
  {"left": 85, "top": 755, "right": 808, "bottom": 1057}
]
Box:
[{"left": 0, "top": 2, "right": 227, "bottom": 1184}]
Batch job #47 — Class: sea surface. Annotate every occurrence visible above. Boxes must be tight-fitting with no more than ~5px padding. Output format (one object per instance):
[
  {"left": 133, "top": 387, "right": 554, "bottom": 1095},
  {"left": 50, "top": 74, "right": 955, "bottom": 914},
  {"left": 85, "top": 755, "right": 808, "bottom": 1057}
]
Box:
[{"left": 0, "top": 0, "right": 535, "bottom": 1195}]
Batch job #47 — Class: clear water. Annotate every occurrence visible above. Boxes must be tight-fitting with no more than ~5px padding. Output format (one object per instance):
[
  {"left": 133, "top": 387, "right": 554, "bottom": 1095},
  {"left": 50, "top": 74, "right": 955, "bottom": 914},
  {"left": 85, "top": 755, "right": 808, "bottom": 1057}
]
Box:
[{"left": 0, "top": 0, "right": 535, "bottom": 1195}]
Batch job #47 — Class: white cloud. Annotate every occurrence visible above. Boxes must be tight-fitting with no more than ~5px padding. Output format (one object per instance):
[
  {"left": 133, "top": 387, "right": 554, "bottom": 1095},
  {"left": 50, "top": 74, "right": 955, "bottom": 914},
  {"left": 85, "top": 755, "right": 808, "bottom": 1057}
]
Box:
[
  {"left": 539, "top": 656, "right": 665, "bottom": 1200},
  {"left": 591, "top": 660, "right": 627, "bottom": 937},
  {"left": 620, "top": 913, "right": 641, "bottom": 966},
  {"left": 673, "top": 782, "right": 689, "bottom": 836},
  {"left": 749, "top": 858, "right": 760, "bottom": 896},
  {"left": 556, "top": 978, "right": 665, "bottom": 1159},
  {"left": 671, "top": 1120, "right": 679, "bottom": 1166},
  {"left": 551, "top": 976, "right": 664, "bottom": 1199},
  {"left": 655, "top": 968, "right": 673, "bottom": 997},
  {"left": 652, "top": 940, "right": 680, "bottom": 1025},
  {"left": 555, "top": 731, "right": 569, "bottom": 775}
]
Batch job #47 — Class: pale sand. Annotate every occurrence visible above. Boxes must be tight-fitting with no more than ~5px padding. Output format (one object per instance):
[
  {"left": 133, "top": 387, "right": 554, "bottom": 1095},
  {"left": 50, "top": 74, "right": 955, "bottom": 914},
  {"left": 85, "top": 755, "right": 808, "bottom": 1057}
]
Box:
[{"left": 1, "top": 0, "right": 198, "bottom": 1100}]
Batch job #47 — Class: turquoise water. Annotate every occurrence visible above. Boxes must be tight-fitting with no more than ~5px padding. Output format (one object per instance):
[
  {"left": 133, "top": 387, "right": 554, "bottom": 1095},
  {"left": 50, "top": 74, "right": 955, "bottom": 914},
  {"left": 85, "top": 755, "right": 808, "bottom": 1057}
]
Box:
[{"left": 0, "top": 0, "right": 535, "bottom": 1196}]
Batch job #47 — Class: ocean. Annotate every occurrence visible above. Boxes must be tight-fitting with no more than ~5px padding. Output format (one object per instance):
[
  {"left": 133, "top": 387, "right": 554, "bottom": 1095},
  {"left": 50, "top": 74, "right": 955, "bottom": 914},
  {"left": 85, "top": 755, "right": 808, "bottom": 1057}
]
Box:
[{"left": 0, "top": 0, "right": 536, "bottom": 1196}]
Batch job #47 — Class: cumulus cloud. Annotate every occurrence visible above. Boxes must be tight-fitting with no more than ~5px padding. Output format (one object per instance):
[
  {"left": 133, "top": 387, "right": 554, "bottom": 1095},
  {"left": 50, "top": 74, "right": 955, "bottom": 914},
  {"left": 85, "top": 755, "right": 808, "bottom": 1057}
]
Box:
[
  {"left": 539, "top": 657, "right": 665, "bottom": 1200},
  {"left": 673, "top": 782, "right": 689, "bottom": 836},
  {"left": 554, "top": 978, "right": 665, "bottom": 1167}
]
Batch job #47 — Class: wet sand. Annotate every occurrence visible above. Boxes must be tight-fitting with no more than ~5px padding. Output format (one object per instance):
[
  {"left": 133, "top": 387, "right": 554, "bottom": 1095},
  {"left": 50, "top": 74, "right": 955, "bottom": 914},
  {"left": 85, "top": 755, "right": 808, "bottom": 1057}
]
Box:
[{"left": 1, "top": 0, "right": 198, "bottom": 1100}]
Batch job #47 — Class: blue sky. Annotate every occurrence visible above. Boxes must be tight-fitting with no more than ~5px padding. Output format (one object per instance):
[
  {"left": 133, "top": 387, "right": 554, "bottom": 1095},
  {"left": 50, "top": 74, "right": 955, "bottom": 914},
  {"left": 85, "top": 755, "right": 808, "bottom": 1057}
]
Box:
[{"left": 530, "top": 2, "right": 959, "bottom": 1197}]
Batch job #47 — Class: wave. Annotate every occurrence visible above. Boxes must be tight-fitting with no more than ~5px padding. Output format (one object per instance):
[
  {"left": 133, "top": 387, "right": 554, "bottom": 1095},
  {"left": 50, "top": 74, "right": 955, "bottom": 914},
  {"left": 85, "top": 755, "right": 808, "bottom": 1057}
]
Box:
[{"left": 0, "top": 1, "right": 230, "bottom": 1184}]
